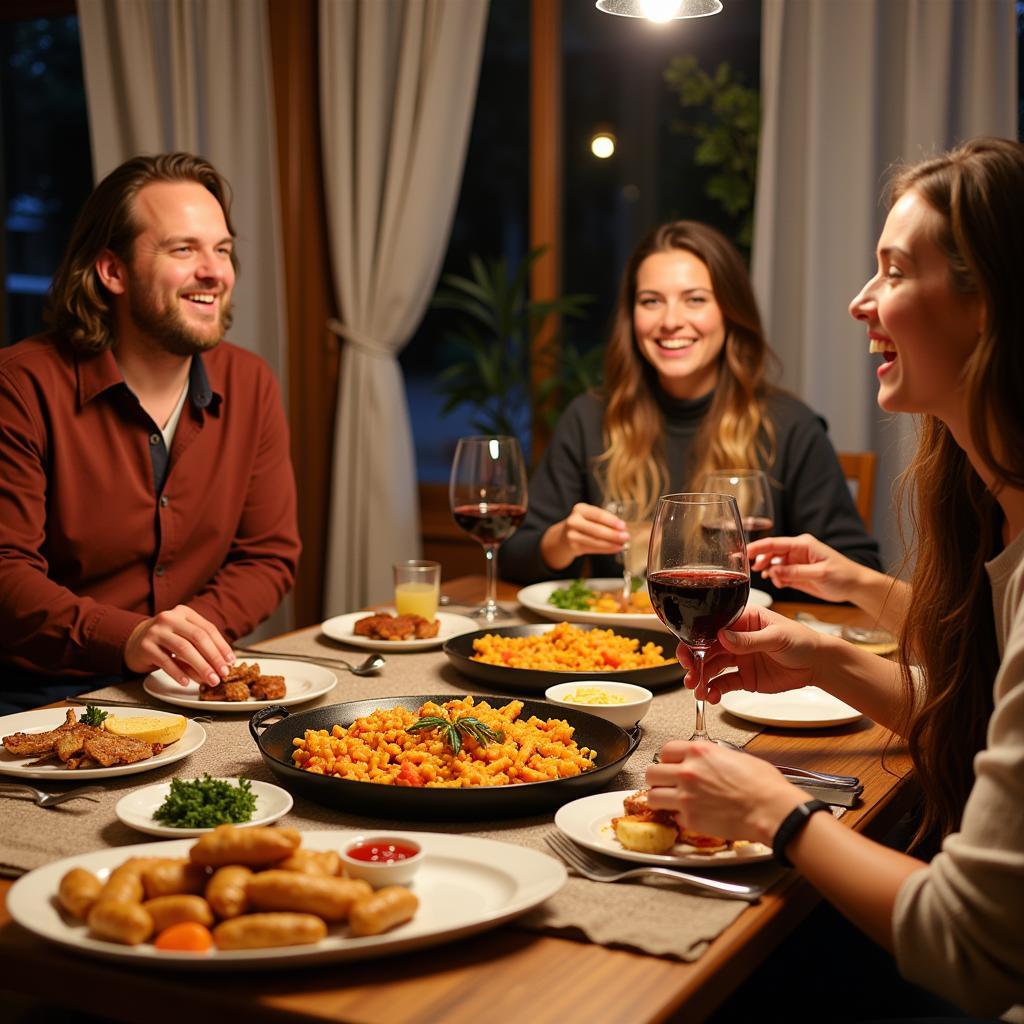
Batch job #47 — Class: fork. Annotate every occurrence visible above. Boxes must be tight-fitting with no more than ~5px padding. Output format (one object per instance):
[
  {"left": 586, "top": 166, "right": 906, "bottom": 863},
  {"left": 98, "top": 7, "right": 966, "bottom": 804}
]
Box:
[
  {"left": 0, "top": 782, "right": 105, "bottom": 808},
  {"left": 545, "top": 832, "right": 764, "bottom": 902}
]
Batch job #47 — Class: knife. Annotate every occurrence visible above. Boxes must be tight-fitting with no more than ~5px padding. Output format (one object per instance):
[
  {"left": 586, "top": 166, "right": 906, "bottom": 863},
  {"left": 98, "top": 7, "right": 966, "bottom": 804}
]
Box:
[
  {"left": 788, "top": 781, "right": 862, "bottom": 807},
  {"left": 63, "top": 697, "right": 211, "bottom": 721}
]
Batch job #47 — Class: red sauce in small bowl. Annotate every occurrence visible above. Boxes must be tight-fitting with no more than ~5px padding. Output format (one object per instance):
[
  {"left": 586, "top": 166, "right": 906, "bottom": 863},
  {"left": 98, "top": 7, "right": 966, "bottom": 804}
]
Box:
[{"left": 346, "top": 841, "right": 420, "bottom": 863}]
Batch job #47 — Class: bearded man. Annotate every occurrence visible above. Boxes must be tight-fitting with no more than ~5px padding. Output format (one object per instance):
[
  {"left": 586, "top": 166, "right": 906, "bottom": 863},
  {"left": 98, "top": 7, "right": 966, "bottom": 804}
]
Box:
[{"left": 0, "top": 153, "right": 300, "bottom": 712}]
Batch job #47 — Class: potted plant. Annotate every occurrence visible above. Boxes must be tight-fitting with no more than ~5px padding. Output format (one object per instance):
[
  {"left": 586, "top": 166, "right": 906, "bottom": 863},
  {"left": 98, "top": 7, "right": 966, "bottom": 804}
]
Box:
[{"left": 431, "top": 247, "right": 594, "bottom": 441}]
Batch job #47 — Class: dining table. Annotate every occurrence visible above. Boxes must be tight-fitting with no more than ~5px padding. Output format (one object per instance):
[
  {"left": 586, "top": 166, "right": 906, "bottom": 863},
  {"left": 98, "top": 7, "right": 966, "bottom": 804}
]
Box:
[{"left": 0, "top": 575, "right": 914, "bottom": 1024}]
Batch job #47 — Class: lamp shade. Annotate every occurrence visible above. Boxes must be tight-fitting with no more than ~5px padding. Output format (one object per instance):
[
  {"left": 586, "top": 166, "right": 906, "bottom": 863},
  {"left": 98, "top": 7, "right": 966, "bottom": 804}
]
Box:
[{"left": 595, "top": 0, "right": 723, "bottom": 20}]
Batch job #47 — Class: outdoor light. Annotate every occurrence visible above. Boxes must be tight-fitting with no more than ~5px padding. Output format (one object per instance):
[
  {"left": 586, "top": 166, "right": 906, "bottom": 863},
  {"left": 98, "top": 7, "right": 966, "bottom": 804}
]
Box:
[
  {"left": 595, "top": 0, "right": 723, "bottom": 20},
  {"left": 590, "top": 129, "right": 616, "bottom": 159}
]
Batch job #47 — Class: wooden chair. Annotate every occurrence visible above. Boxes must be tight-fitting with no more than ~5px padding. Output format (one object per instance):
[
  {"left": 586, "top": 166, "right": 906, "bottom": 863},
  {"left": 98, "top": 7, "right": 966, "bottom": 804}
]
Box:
[{"left": 837, "top": 451, "right": 877, "bottom": 531}]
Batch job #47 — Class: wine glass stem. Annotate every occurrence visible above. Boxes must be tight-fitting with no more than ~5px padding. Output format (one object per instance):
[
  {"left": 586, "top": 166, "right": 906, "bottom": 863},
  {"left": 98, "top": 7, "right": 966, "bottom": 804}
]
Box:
[
  {"left": 691, "top": 647, "right": 711, "bottom": 742},
  {"left": 483, "top": 544, "right": 499, "bottom": 616}
]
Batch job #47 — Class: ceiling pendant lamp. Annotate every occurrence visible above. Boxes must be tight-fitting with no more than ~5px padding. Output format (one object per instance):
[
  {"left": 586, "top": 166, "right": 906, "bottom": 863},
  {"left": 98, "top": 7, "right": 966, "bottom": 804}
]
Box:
[{"left": 595, "top": 0, "right": 723, "bottom": 21}]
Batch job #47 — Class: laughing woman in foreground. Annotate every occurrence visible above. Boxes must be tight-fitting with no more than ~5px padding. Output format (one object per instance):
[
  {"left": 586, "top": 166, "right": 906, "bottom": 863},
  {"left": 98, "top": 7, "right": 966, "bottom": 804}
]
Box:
[{"left": 648, "top": 137, "right": 1024, "bottom": 1022}]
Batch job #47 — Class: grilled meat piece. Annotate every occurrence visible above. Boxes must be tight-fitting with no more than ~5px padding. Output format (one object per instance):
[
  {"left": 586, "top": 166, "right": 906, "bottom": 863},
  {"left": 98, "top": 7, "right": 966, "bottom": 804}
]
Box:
[
  {"left": 249, "top": 675, "right": 286, "bottom": 701},
  {"left": 223, "top": 662, "right": 261, "bottom": 685},
  {"left": 354, "top": 612, "right": 438, "bottom": 641},
  {"left": 82, "top": 733, "right": 161, "bottom": 767},
  {"left": 201, "top": 680, "right": 251, "bottom": 701},
  {"left": 3, "top": 708, "right": 96, "bottom": 757},
  {"left": 622, "top": 789, "right": 678, "bottom": 829}
]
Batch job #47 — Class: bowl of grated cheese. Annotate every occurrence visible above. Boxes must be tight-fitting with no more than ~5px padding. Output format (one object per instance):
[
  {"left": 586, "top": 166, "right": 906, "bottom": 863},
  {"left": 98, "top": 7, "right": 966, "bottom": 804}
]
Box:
[{"left": 544, "top": 681, "right": 653, "bottom": 729}]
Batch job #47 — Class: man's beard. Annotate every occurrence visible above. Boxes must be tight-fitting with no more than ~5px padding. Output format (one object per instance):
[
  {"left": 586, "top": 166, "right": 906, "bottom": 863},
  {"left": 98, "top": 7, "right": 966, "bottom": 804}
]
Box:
[{"left": 128, "top": 287, "right": 234, "bottom": 357}]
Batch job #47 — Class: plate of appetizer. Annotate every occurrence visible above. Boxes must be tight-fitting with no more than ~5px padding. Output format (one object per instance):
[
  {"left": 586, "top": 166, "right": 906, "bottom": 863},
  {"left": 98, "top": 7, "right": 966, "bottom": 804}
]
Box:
[
  {"left": 554, "top": 790, "right": 772, "bottom": 868},
  {"left": 0, "top": 705, "right": 205, "bottom": 780},
  {"left": 320, "top": 610, "right": 479, "bottom": 651},
  {"left": 7, "top": 827, "right": 567, "bottom": 968},
  {"left": 115, "top": 776, "right": 294, "bottom": 838},
  {"left": 719, "top": 686, "right": 863, "bottom": 728},
  {"left": 517, "top": 578, "right": 773, "bottom": 631},
  {"left": 143, "top": 658, "right": 336, "bottom": 711}
]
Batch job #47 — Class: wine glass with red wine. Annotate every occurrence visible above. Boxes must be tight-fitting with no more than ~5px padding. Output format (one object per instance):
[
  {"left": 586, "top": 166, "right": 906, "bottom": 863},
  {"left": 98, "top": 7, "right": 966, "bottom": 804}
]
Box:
[
  {"left": 449, "top": 436, "right": 528, "bottom": 621},
  {"left": 701, "top": 470, "right": 774, "bottom": 543},
  {"left": 647, "top": 493, "right": 750, "bottom": 745}
]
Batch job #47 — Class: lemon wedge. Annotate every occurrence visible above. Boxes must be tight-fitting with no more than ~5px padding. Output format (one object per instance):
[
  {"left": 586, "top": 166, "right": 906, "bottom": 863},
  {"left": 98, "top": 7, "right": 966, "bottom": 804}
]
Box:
[{"left": 103, "top": 714, "right": 186, "bottom": 746}]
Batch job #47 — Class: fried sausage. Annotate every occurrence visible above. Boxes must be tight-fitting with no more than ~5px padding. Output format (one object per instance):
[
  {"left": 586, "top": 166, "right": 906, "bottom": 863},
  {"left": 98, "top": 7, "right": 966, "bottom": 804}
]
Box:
[
  {"left": 189, "top": 825, "right": 301, "bottom": 867},
  {"left": 247, "top": 871, "right": 372, "bottom": 921},
  {"left": 97, "top": 859, "right": 151, "bottom": 905},
  {"left": 57, "top": 867, "right": 102, "bottom": 920},
  {"left": 277, "top": 849, "right": 341, "bottom": 876},
  {"left": 142, "top": 858, "right": 207, "bottom": 899},
  {"left": 87, "top": 899, "right": 154, "bottom": 945},
  {"left": 142, "top": 894, "right": 215, "bottom": 933},
  {"left": 205, "top": 864, "right": 253, "bottom": 919},
  {"left": 348, "top": 886, "right": 419, "bottom": 937},
  {"left": 212, "top": 912, "right": 327, "bottom": 950}
]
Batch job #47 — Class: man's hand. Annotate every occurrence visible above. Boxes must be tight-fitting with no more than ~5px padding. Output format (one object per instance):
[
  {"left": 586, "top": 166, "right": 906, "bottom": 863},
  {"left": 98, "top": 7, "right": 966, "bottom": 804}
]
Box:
[{"left": 124, "top": 605, "right": 235, "bottom": 687}]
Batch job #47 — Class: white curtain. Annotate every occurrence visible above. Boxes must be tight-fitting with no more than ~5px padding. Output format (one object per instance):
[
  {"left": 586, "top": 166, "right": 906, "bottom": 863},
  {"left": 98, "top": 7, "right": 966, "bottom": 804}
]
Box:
[
  {"left": 77, "top": 0, "right": 287, "bottom": 385},
  {"left": 320, "top": 0, "right": 488, "bottom": 611},
  {"left": 752, "top": 0, "right": 1017, "bottom": 567},
  {"left": 78, "top": 0, "right": 290, "bottom": 636}
]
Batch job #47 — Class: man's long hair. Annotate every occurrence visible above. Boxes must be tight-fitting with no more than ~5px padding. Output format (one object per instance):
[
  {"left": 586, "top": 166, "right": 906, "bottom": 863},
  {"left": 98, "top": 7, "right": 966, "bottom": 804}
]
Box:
[{"left": 45, "top": 153, "right": 237, "bottom": 353}]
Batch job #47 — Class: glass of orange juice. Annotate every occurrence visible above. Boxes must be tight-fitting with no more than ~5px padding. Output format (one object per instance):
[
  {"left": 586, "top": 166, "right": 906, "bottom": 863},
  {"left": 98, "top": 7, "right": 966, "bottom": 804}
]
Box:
[{"left": 393, "top": 560, "right": 441, "bottom": 621}]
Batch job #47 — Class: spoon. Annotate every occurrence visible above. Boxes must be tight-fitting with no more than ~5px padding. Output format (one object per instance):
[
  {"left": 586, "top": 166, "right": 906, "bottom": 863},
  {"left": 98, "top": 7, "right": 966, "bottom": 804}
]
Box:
[{"left": 232, "top": 647, "right": 386, "bottom": 675}]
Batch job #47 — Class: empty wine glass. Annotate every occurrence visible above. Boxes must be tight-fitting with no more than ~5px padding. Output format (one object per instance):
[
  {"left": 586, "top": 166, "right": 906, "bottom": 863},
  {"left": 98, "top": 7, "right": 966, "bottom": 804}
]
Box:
[
  {"left": 647, "top": 493, "right": 750, "bottom": 745},
  {"left": 449, "top": 436, "right": 528, "bottom": 621},
  {"left": 701, "top": 469, "right": 774, "bottom": 543}
]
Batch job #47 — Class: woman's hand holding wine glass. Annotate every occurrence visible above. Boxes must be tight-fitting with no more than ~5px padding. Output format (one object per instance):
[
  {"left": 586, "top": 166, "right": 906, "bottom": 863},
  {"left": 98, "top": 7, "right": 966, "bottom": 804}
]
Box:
[
  {"left": 449, "top": 436, "right": 528, "bottom": 622},
  {"left": 647, "top": 493, "right": 750, "bottom": 746}
]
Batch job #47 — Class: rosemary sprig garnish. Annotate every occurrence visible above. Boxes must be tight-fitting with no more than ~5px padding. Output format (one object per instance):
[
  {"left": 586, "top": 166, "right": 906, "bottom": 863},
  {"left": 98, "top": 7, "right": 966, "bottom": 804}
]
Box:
[{"left": 408, "top": 714, "right": 504, "bottom": 756}]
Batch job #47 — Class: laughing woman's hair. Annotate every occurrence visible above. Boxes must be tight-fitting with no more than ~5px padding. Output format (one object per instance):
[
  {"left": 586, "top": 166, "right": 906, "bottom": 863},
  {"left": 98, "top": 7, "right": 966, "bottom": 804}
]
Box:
[
  {"left": 46, "top": 152, "right": 236, "bottom": 353},
  {"left": 891, "top": 137, "right": 1024, "bottom": 844},
  {"left": 595, "top": 221, "right": 779, "bottom": 516}
]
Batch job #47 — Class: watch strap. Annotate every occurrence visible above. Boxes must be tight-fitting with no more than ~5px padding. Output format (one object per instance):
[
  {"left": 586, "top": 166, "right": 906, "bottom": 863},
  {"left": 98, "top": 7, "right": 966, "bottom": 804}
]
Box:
[{"left": 772, "top": 799, "right": 830, "bottom": 867}]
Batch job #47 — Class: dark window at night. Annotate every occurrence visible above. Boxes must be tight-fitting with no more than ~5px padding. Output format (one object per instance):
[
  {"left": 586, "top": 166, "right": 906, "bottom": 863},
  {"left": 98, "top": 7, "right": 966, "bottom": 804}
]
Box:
[
  {"left": 1, "top": 13, "right": 92, "bottom": 346},
  {"left": 562, "top": 0, "right": 761, "bottom": 363}
]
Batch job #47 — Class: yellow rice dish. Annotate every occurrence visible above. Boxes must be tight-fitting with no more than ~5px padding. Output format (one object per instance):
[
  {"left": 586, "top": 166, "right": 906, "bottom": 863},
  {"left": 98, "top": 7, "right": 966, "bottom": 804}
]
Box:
[
  {"left": 471, "top": 621, "right": 673, "bottom": 672},
  {"left": 290, "top": 695, "right": 596, "bottom": 787}
]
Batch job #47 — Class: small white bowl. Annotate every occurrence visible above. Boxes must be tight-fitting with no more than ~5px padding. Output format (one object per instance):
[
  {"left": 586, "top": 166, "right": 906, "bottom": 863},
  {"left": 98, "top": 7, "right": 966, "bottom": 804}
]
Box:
[
  {"left": 544, "top": 680, "right": 653, "bottom": 729},
  {"left": 340, "top": 834, "right": 424, "bottom": 886}
]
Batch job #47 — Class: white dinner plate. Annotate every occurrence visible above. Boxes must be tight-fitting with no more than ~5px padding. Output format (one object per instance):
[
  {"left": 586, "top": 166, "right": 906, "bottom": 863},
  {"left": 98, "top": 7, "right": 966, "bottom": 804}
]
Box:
[
  {"left": 115, "top": 778, "right": 294, "bottom": 838},
  {"left": 0, "top": 706, "right": 205, "bottom": 780},
  {"left": 320, "top": 610, "right": 479, "bottom": 651},
  {"left": 554, "top": 790, "right": 773, "bottom": 868},
  {"left": 143, "top": 658, "right": 336, "bottom": 712},
  {"left": 8, "top": 830, "right": 566, "bottom": 969},
  {"left": 517, "top": 578, "right": 773, "bottom": 632},
  {"left": 719, "top": 686, "right": 863, "bottom": 728}
]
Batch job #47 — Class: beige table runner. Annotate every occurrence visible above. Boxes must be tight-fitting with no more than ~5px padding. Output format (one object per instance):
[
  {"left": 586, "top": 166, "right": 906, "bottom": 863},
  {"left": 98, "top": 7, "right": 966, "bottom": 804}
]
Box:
[{"left": 0, "top": 620, "right": 789, "bottom": 961}]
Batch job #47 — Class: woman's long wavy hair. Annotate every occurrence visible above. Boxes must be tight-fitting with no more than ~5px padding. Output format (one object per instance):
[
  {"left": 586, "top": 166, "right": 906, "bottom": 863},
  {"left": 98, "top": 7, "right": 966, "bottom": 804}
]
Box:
[
  {"left": 45, "top": 152, "right": 237, "bottom": 353},
  {"left": 595, "top": 221, "right": 779, "bottom": 515},
  {"left": 890, "top": 137, "right": 1024, "bottom": 844}
]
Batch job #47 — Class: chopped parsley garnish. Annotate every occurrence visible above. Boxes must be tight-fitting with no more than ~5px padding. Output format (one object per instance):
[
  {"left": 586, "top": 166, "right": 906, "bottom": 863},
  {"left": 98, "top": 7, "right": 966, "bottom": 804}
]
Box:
[
  {"left": 153, "top": 775, "right": 258, "bottom": 828},
  {"left": 80, "top": 705, "right": 108, "bottom": 727}
]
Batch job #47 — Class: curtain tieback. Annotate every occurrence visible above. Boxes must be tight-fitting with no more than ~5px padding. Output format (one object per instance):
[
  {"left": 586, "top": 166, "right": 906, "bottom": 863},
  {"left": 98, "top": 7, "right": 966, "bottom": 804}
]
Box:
[{"left": 327, "top": 319, "right": 392, "bottom": 359}]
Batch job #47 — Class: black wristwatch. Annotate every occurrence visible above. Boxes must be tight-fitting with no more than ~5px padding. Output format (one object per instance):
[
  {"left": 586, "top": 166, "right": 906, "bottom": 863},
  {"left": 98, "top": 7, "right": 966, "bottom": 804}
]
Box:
[{"left": 772, "top": 799, "right": 830, "bottom": 867}]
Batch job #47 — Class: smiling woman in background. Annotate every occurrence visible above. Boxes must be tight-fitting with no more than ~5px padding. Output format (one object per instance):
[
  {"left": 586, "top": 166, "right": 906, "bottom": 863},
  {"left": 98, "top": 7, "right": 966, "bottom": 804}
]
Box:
[
  {"left": 649, "top": 137, "right": 1024, "bottom": 1022},
  {"left": 499, "top": 220, "right": 880, "bottom": 598}
]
